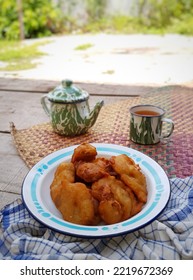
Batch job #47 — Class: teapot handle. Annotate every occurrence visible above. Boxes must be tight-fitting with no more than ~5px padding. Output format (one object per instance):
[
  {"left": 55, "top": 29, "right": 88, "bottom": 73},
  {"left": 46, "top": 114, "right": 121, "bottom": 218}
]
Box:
[{"left": 41, "top": 95, "right": 50, "bottom": 117}]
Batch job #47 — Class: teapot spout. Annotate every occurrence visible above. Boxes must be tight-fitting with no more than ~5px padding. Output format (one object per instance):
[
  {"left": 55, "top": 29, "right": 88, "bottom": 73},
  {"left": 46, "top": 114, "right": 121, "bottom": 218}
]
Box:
[{"left": 85, "top": 100, "right": 104, "bottom": 128}]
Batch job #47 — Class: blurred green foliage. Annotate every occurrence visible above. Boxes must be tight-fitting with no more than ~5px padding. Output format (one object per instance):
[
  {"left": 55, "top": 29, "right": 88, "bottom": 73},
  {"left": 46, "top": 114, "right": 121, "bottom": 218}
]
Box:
[
  {"left": 82, "top": 16, "right": 142, "bottom": 34},
  {"left": 0, "top": 0, "right": 64, "bottom": 39},
  {"left": 85, "top": 0, "right": 107, "bottom": 22},
  {"left": 84, "top": 0, "right": 193, "bottom": 35},
  {"left": 0, "top": 0, "right": 193, "bottom": 40},
  {"left": 74, "top": 43, "right": 94, "bottom": 50},
  {"left": 137, "top": 0, "right": 193, "bottom": 31}
]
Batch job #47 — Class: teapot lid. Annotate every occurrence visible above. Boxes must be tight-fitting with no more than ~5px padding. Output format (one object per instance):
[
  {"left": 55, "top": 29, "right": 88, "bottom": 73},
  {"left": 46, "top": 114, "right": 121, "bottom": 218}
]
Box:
[{"left": 47, "top": 80, "right": 89, "bottom": 103}]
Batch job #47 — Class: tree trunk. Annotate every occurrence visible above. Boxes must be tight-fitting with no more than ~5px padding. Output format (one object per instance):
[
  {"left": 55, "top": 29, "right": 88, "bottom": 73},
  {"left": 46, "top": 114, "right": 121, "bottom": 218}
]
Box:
[{"left": 17, "top": 0, "right": 25, "bottom": 40}]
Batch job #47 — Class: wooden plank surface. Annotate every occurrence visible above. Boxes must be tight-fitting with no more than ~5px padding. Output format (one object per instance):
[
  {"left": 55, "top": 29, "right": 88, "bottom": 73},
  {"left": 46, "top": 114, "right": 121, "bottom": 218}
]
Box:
[
  {"left": 0, "top": 133, "right": 28, "bottom": 208},
  {"left": 0, "top": 133, "right": 29, "bottom": 191},
  {"left": 0, "top": 77, "right": 154, "bottom": 96}
]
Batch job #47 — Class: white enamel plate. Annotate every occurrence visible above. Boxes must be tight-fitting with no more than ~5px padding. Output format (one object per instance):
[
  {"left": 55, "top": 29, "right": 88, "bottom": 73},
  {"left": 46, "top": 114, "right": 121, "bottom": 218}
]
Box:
[{"left": 22, "top": 143, "right": 171, "bottom": 238}]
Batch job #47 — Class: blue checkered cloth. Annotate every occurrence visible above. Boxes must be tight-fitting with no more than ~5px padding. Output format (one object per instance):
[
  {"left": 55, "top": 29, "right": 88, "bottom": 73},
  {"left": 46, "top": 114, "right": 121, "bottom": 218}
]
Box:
[{"left": 1, "top": 176, "right": 193, "bottom": 260}]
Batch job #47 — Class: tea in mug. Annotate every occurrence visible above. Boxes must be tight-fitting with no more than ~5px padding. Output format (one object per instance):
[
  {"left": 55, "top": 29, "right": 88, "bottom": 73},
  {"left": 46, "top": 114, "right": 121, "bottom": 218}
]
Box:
[
  {"left": 135, "top": 110, "right": 160, "bottom": 116},
  {"left": 130, "top": 105, "right": 174, "bottom": 144}
]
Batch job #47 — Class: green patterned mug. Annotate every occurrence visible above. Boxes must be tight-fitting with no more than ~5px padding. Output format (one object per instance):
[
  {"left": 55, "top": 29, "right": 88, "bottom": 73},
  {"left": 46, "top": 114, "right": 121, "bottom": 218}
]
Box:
[{"left": 130, "top": 105, "right": 174, "bottom": 145}]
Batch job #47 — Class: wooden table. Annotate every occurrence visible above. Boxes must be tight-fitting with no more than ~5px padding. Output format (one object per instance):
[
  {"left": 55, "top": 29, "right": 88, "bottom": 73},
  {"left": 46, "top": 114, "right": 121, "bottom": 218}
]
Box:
[{"left": 0, "top": 77, "right": 193, "bottom": 210}]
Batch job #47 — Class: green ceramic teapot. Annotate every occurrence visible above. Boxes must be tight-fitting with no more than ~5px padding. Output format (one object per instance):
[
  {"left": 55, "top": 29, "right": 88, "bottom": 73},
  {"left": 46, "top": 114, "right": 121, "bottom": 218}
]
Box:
[{"left": 41, "top": 80, "right": 104, "bottom": 136}]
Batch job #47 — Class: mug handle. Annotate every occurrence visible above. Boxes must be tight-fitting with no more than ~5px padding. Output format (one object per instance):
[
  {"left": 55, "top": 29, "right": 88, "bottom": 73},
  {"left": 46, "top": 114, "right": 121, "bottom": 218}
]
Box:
[
  {"left": 41, "top": 95, "right": 50, "bottom": 117},
  {"left": 160, "top": 118, "right": 174, "bottom": 139}
]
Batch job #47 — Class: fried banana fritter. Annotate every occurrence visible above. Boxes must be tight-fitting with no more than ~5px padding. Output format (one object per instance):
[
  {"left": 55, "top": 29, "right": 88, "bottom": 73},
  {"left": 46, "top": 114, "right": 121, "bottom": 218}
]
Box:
[
  {"left": 91, "top": 176, "right": 133, "bottom": 224},
  {"left": 93, "top": 157, "right": 116, "bottom": 176},
  {"left": 71, "top": 143, "right": 97, "bottom": 163},
  {"left": 51, "top": 180, "right": 100, "bottom": 225},
  {"left": 50, "top": 162, "right": 75, "bottom": 194},
  {"left": 99, "top": 200, "right": 123, "bottom": 225},
  {"left": 50, "top": 143, "right": 148, "bottom": 226},
  {"left": 76, "top": 161, "right": 108, "bottom": 183},
  {"left": 110, "top": 154, "right": 147, "bottom": 203},
  {"left": 54, "top": 162, "right": 75, "bottom": 182}
]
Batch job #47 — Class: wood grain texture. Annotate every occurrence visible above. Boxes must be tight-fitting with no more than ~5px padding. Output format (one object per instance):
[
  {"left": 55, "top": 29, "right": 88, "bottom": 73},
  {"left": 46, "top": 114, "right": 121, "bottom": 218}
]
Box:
[
  {"left": 0, "top": 77, "right": 154, "bottom": 96},
  {"left": 0, "top": 134, "right": 29, "bottom": 209}
]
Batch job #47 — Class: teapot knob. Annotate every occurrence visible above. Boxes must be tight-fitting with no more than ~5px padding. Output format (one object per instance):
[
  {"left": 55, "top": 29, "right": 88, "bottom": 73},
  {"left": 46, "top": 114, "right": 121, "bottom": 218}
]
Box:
[{"left": 62, "top": 79, "right": 72, "bottom": 87}]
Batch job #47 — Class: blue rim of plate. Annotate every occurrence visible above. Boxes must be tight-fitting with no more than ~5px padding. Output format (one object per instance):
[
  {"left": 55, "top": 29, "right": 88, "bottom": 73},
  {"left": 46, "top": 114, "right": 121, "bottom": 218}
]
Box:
[{"left": 22, "top": 143, "right": 171, "bottom": 238}]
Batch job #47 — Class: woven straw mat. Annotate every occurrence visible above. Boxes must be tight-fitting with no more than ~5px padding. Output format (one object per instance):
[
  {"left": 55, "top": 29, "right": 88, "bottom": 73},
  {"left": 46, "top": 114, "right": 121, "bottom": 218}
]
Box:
[{"left": 11, "top": 86, "right": 193, "bottom": 179}]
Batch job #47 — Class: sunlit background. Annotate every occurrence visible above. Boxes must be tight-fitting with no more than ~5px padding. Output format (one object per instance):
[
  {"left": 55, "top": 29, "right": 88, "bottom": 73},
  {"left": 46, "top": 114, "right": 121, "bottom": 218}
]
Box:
[{"left": 0, "top": 0, "right": 193, "bottom": 85}]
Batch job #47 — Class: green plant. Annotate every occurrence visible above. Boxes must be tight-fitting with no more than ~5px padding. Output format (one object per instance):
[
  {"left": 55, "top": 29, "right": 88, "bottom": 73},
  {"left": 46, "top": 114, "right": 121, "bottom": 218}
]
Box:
[
  {"left": 110, "top": 16, "right": 142, "bottom": 34},
  {"left": 81, "top": 0, "right": 193, "bottom": 35},
  {"left": 1, "top": 0, "right": 193, "bottom": 40},
  {"left": 74, "top": 43, "right": 94, "bottom": 50},
  {"left": 167, "top": 14, "right": 193, "bottom": 35},
  {"left": 137, "top": 0, "right": 193, "bottom": 29},
  {"left": 0, "top": 0, "right": 64, "bottom": 40},
  {"left": 85, "top": 0, "right": 107, "bottom": 22},
  {"left": 82, "top": 16, "right": 141, "bottom": 34}
]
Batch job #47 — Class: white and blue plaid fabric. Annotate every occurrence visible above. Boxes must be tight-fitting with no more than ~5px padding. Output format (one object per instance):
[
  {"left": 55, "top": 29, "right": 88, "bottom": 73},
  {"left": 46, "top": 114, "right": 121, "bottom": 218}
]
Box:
[{"left": 0, "top": 176, "right": 193, "bottom": 260}]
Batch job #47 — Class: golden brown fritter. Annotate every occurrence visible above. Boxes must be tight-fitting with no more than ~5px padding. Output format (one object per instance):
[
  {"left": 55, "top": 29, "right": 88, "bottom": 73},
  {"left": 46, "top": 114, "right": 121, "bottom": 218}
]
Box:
[
  {"left": 76, "top": 161, "right": 108, "bottom": 183},
  {"left": 50, "top": 162, "right": 75, "bottom": 194},
  {"left": 110, "top": 154, "right": 147, "bottom": 203},
  {"left": 51, "top": 180, "right": 100, "bottom": 225},
  {"left": 91, "top": 176, "right": 133, "bottom": 224},
  {"left": 71, "top": 143, "right": 97, "bottom": 163},
  {"left": 99, "top": 199, "right": 123, "bottom": 225},
  {"left": 93, "top": 157, "right": 116, "bottom": 176}
]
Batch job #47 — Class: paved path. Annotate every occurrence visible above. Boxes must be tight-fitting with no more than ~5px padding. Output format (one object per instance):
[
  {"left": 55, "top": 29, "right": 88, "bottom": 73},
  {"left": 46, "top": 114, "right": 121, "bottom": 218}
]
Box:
[{"left": 1, "top": 34, "right": 193, "bottom": 85}]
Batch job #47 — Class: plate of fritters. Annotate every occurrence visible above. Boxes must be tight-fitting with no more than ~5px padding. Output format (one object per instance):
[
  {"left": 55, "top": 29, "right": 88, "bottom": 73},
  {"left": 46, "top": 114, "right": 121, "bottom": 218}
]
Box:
[{"left": 22, "top": 143, "right": 170, "bottom": 238}]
